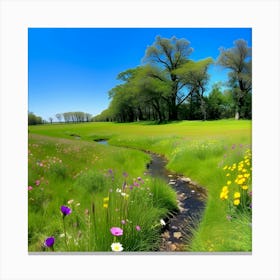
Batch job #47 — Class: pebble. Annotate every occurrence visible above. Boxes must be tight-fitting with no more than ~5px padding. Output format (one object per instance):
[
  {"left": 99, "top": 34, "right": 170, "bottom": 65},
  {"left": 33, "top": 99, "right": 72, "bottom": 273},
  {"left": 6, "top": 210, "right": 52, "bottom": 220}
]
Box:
[
  {"left": 173, "top": 232, "right": 182, "bottom": 239},
  {"left": 181, "top": 177, "right": 191, "bottom": 183}
]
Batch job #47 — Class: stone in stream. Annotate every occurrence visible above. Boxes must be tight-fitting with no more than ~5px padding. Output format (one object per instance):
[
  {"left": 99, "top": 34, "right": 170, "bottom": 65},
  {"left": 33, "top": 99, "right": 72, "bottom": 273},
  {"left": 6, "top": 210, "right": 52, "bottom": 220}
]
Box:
[
  {"left": 173, "top": 232, "right": 182, "bottom": 239},
  {"left": 181, "top": 177, "right": 191, "bottom": 183}
]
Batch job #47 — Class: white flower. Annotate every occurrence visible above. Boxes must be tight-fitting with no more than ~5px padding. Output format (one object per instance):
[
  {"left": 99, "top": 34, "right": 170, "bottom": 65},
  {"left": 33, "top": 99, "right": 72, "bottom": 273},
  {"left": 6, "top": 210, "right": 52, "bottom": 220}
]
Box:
[
  {"left": 111, "top": 242, "right": 123, "bottom": 252},
  {"left": 67, "top": 199, "right": 74, "bottom": 205},
  {"left": 116, "top": 188, "right": 121, "bottom": 193},
  {"left": 160, "top": 219, "right": 166, "bottom": 226}
]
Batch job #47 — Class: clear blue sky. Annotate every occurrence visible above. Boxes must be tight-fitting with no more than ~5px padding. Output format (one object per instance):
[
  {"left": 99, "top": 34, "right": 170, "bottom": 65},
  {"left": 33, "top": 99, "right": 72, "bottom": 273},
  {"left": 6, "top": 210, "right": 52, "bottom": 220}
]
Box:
[{"left": 28, "top": 28, "right": 252, "bottom": 121}]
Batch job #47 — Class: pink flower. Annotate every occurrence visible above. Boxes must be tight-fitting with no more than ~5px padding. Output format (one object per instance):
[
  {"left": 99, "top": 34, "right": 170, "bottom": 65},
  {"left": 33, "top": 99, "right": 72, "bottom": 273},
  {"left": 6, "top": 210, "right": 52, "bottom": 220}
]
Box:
[
  {"left": 110, "top": 227, "right": 123, "bottom": 236},
  {"left": 35, "top": 180, "right": 40, "bottom": 186},
  {"left": 121, "top": 220, "right": 126, "bottom": 225},
  {"left": 28, "top": 186, "right": 33, "bottom": 191},
  {"left": 135, "top": 225, "right": 141, "bottom": 231}
]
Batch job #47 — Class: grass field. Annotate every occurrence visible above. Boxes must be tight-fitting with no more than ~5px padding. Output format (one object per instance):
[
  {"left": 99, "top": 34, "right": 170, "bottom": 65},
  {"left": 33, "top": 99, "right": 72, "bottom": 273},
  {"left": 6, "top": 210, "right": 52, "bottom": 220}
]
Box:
[{"left": 28, "top": 120, "right": 252, "bottom": 252}]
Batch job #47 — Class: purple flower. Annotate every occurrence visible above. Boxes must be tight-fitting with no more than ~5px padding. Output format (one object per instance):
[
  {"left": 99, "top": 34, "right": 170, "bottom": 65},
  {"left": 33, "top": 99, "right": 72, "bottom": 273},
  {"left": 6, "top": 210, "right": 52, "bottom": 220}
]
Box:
[
  {"left": 35, "top": 180, "right": 40, "bottom": 186},
  {"left": 122, "top": 172, "right": 128, "bottom": 178},
  {"left": 60, "top": 205, "right": 72, "bottom": 216},
  {"left": 135, "top": 225, "right": 141, "bottom": 231},
  {"left": 121, "top": 220, "right": 126, "bottom": 225},
  {"left": 110, "top": 227, "right": 123, "bottom": 236},
  {"left": 44, "top": 236, "right": 55, "bottom": 247}
]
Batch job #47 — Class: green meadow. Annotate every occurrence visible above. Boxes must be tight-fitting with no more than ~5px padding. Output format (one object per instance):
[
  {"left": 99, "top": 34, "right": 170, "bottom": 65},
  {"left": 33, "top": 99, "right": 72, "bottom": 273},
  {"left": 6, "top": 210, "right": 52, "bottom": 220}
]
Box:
[{"left": 28, "top": 120, "right": 252, "bottom": 252}]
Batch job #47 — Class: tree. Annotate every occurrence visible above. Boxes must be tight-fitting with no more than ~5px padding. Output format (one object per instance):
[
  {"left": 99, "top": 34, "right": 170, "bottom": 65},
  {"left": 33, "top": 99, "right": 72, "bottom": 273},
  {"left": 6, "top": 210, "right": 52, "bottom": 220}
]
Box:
[
  {"left": 49, "top": 117, "right": 53, "bottom": 124},
  {"left": 217, "top": 39, "right": 252, "bottom": 119},
  {"left": 143, "top": 36, "right": 194, "bottom": 120},
  {"left": 28, "top": 112, "right": 43, "bottom": 125},
  {"left": 55, "top": 113, "right": 62, "bottom": 123},
  {"left": 174, "top": 58, "right": 213, "bottom": 120}
]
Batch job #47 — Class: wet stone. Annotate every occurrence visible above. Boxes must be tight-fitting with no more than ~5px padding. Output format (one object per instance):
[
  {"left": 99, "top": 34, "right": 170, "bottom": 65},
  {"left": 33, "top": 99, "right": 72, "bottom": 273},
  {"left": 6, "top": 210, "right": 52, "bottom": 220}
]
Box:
[{"left": 173, "top": 232, "right": 182, "bottom": 239}]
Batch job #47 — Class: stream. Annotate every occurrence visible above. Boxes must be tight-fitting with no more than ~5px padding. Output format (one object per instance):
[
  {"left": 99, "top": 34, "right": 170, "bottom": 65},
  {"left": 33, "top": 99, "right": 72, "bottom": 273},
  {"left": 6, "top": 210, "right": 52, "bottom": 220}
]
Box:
[{"left": 96, "top": 139, "right": 207, "bottom": 252}]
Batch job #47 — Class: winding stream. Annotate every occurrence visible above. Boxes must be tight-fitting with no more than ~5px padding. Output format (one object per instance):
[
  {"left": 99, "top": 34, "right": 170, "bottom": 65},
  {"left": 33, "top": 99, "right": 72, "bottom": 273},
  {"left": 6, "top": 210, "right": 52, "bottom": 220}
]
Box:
[{"left": 96, "top": 140, "right": 207, "bottom": 251}]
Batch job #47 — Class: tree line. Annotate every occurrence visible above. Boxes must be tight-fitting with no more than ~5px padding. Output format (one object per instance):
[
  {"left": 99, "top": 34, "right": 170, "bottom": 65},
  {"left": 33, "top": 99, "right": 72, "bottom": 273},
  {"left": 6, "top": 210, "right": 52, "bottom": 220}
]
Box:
[
  {"left": 28, "top": 111, "right": 92, "bottom": 125},
  {"left": 93, "top": 36, "right": 252, "bottom": 122}
]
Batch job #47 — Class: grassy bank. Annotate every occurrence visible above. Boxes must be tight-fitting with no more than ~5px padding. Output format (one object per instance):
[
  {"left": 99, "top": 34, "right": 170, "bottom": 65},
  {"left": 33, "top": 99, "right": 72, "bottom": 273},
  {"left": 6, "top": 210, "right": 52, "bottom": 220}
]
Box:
[{"left": 29, "top": 120, "right": 252, "bottom": 252}]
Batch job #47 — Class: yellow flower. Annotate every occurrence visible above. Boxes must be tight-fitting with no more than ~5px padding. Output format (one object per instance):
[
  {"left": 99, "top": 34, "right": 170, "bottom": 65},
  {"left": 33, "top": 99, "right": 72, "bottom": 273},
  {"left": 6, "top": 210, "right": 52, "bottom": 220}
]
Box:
[
  {"left": 233, "top": 199, "right": 240, "bottom": 206},
  {"left": 237, "top": 178, "right": 246, "bottom": 185},
  {"left": 223, "top": 165, "right": 228, "bottom": 170},
  {"left": 227, "top": 180, "right": 232, "bottom": 185},
  {"left": 241, "top": 185, "right": 248, "bottom": 190},
  {"left": 226, "top": 173, "right": 231, "bottom": 177},
  {"left": 234, "top": 192, "right": 241, "bottom": 199},
  {"left": 220, "top": 192, "right": 228, "bottom": 200},
  {"left": 103, "top": 203, "right": 108, "bottom": 208},
  {"left": 103, "top": 197, "right": 109, "bottom": 202},
  {"left": 244, "top": 173, "right": 250, "bottom": 178},
  {"left": 222, "top": 186, "right": 229, "bottom": 192}
]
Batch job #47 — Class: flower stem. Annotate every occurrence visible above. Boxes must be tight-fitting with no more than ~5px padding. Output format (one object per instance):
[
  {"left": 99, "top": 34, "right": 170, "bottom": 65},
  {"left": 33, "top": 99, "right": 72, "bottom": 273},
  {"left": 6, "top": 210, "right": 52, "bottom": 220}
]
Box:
[{"left": 63, "top": 217, "right": 69, "bottom": 250}]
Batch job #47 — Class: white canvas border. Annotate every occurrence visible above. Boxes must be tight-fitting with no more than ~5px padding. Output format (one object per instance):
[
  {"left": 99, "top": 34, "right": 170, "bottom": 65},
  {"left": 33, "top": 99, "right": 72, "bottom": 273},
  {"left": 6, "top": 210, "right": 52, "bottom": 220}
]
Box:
[{"left": 0, "top": 0, "right": 279, "bottom": 279}]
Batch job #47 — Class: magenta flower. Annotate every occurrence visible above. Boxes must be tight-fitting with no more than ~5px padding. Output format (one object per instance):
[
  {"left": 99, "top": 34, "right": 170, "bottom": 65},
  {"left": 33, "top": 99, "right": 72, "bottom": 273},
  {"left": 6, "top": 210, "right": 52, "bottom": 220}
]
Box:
[
  {"left": 135, "top": 225, "right": 141, "bottom": 231},
  {"left": 28, "top": 186, "right": 33, "bottom": 191},
  {"left": 110, "top": 227, "right": 123, "bottom": 236},
  {"left": 35, "top": 180, "right": 40, "bottom": 186},
  {"left": 60, "top": 205, "right": 72, "bottom": 216},
  {"left": 44, "top": 236, "right": 55, "bottom": 247}
]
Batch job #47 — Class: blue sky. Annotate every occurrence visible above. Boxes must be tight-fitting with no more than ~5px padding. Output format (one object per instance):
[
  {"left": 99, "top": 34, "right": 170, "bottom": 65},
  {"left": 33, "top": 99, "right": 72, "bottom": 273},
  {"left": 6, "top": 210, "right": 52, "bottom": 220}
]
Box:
[{"left": 28, "top": 28, "right": 252, "bottom": 121}]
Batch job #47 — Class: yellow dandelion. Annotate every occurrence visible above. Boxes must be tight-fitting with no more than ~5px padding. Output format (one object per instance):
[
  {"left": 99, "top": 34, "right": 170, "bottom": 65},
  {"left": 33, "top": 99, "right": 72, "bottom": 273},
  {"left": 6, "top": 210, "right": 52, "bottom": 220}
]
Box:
[
  {"left": 241, "top": 185, "right": 248, "bottom": 190},
  {"left": 226, "top": 173, "right": 231, "bottom": 177},
  {"left": 222, "top": 186, "right": 229, "bottom": 192},
  {"left": 233, "top": 199, "right": 240, "bottom": 206},
  {"left": 242, "top": 168, "right": 247, "bottom": 173},
  {"left": 103, "top": 203, "right": 108, "bottom": 208},
  {"left": 223, "top": 165, "right": 228, "bottom": 170},
  {"left": 227, "top": 180, "right": 232, "bottom": 185},
  {"left": 220, "top": 192, "right": 228, "bottom": 200},
  {"left": 234, "top": 192, "right": 241, "bottom": 199},
  {"left": 237, "top": 178, "right": 246, "bottom": 185},
  {"left": 244, "top": 173, "right": 250, "bottom": 178}
]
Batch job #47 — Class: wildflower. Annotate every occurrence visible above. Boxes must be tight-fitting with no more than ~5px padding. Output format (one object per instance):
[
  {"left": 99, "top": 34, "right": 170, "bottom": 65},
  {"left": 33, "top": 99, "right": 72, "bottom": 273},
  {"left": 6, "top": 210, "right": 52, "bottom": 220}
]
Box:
[
  {"left": 103, "top": 203, "right": 108, "bottom": 208},
  {"left": 233, "top": 199, "right": 240, "bottom": 206},
  {"left": 35, "top": 180, "right": 40, "bottom": 186},
  {"left": 227, "top": 181, "right": 232, "bottom": 185},
  {"left": 67, "top": 199, "right": 74, "bottom": 205},
  {"left": 121, "top": 220, "right": 126, "bottom": 225},
  {"left": 60, "top": 205, "right": 72, "bottom": 217},
  {"left": 116, "top": 188, "right": 121, "bottom": 193},
  {"left": 28, "top": 186, "right": 33, "bottom": 191},
  {"left": 122, "top": 172, "right": 128, "bottom": 178},
  {"left": 110, "top": 227, "right": 123, "bottom": 236},
  {"left": 220, "top": 191, "right": 228, "bottom": 200},
  {"left": 135, "top": 225, "right": 141, "bottom": 231},
  {"left": 241, "top": 185, "right": 248, "bottom": 190},
  {"left": 234, "top": 192, "right": 241, "bottom": 199},
  {"left": 111, "top": 242, "right": 123, "bottom": 252},
  {"left": 160, "top": 219, "right": 166, "bottom": 226},
  {"left": 226, "top": 173, "right": 231, "bottom": 177},
  {"left": 103, "top": 197, "right": 109, "bottom": 202},
  {"left": 222, "top": 186, "right": 229, "bottom": 192},
  {"left": 44, "top": 236, "right": 55, "bottom": 248},
  {"left": 223, "top": 165, "right": 228, "bottom": 170}
]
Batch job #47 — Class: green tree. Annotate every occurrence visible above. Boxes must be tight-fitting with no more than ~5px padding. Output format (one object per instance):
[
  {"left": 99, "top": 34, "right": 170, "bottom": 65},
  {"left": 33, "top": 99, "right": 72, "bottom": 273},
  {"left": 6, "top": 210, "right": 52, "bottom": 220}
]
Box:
[
  {"left": 217, "top": 39, "right": 252, "bottom": 119},
  {"left": 143, "top": 36, "right": 194, "bottom": 120}
]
